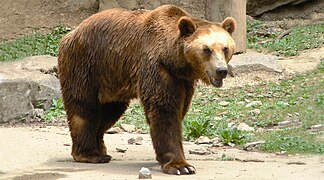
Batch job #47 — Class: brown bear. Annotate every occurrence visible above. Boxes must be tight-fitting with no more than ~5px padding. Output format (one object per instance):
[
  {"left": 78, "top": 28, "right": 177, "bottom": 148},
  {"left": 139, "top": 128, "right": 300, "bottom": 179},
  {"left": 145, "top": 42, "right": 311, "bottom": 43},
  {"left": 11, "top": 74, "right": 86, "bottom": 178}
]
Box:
[{"left": 58, "top": 5, "right": 236, "bottom": 175}]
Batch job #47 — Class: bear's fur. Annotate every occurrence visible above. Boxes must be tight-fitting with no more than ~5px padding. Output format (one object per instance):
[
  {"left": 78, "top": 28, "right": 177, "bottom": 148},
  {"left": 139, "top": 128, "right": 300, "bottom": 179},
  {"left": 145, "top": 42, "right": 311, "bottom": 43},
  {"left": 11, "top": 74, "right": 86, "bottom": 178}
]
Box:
[{"left": 58, "top": 5, "right": 236, "bottom": 175}]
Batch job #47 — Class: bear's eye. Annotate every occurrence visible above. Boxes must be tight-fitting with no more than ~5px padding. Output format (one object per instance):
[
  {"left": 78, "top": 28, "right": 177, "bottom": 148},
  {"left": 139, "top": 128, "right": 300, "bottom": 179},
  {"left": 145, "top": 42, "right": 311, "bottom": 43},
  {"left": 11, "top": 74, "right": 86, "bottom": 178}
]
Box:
[
  {"left": 223, "top": 46, "right": 229, "bottom": 54},
  {"left": 203, "top": 46, "right": 212, "bottom": 55}
]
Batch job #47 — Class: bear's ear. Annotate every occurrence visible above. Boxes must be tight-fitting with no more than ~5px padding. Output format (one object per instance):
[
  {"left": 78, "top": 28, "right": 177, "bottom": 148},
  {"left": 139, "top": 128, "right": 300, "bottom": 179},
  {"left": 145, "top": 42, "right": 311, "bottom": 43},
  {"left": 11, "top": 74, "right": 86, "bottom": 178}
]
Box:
[
  {"left": 221, "top": 17, "right": 236, "bottom": 35},
  {"left": 178, "top": 16, "right": 196, "bottom": 37}
]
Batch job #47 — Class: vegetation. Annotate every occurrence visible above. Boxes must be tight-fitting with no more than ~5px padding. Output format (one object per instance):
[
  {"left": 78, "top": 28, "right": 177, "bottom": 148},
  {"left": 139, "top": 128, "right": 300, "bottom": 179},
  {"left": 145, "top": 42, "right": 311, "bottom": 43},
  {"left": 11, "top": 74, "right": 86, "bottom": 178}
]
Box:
[
  {"left": 0, "top": 26, "right": 71, "bottom": 62},
  {"left": 247, "top": 19, "right": 324, "bottom": 56},
  {"left": 42, "top": 98, "right": 66, "bottom": 122}
]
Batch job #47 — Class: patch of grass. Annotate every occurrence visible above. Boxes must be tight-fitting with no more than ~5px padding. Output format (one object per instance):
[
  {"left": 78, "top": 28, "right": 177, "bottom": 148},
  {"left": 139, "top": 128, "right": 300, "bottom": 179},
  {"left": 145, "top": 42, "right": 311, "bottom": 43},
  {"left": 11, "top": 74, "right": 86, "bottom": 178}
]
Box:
[
  {"left": 217, "top": 154, "right": 235, "bottom": 161},
  {"left": 264, "top": 24, "right": 324, "bottom": 56},
  {"left": 247, "top": 19, "right": 324, "bottom": 56},
  {"left": 258, "top": 129, "right": 324, "bottom": 154},
  {"left": 42, "top": 98, "right": 66, "bottom": 122},
  {"left": 0, "top": 26, "right": 71, "bottom": 62},
  {"left": 116, "top": 102, "right": 149, "bottom": 133},
  {"left": 218, "top": 127, "right": 249, "bottom": 145}
]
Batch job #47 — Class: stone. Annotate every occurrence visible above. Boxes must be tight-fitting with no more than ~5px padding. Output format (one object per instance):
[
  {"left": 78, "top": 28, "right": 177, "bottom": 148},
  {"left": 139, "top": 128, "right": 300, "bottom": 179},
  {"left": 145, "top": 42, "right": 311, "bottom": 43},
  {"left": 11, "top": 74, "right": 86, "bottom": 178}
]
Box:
[
  {"left": 138, "top": 167, "right": 152, "bottom": 179},
  {"left": 66, "top": 0, "right": 99, "bottom": 11},
  {"left": 34, "top": 108, "right": 44, "bottom": 118},
  {"left": 106, "top": 127, "right": 124, "bottom": 134},
  {"left": 214, "top": 116, "right": 223, "bottom": 121},
  {"left": 0, "top": 56, "right": 61, "bottom": 123},
  {"left": 99, "top": 0, "right": 206, "bottom": 19},
  {"left": 120, "top": 124, "right": 136, "bottom": 132},
  {"left": 128, "top": 137, "right": 144, "bottom": 145},
  {"left": 189, "top": 149, "right": 211, "bottom": 155},
  {"left": 116, "top": 147, "right": 127, "bottom": 153},
  {"left": 195, "top": 136, "right": 211, "bottom": 144},
  {"left": 247, "top": 0, "right": 308, "bottom": 16},
  {"left": 210, "top": 137, "right": 221, "bottom": 144},
  {"left": 237, "top": 123, "right": 254, "bottom": 132},
  {"left": 228, "top": 52, "right": 283, "bottom": 76},
  {"left": 249, "top": 109, "right": 261, "bottom": 116},
  {"left": 278, "top": 120, "right": 292, "bottom": 128},
  {"left": 245, "top": 101, "right": 263, "bottom": 108},
  {"left": 228, "top": 122, "right": 236, "bottom": 128},
  {"left": 219, "top": 101, "right": 230, "bottom": 107},
  {"left": 243, "top": 141, "right": 266, "bottom": 151},
  {"left": 310, "top": 124, "right": 324, "bottom": 132}
]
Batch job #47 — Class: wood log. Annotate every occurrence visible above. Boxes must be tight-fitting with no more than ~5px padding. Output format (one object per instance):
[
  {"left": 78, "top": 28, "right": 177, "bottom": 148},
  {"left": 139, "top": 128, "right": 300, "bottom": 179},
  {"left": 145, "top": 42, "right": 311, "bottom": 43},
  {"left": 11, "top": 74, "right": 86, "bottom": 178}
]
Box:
[{"left": 205, "top": 0, "right": 247, "bottom": 53}]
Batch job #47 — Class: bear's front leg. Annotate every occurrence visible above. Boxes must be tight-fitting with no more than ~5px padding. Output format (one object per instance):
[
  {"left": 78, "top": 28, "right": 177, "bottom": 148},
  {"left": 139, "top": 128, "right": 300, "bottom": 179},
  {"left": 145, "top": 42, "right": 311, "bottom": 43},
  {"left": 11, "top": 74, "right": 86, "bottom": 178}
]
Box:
[{"left": 141, "top": 91, "right": 196, "bottom": 175}]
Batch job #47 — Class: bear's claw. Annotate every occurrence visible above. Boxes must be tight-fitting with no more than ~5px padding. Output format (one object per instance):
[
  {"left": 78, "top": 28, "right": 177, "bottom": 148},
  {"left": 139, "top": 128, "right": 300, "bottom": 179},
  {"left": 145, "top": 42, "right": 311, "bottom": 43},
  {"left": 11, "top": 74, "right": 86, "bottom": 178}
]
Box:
[{"left": 162, "top": 162, "right": 196, "bottom": 175}]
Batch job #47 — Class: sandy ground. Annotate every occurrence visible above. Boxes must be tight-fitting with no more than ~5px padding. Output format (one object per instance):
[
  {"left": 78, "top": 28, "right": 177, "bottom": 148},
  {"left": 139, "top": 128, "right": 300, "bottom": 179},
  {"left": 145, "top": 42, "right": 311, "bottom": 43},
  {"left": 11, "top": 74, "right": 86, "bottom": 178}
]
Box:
[{"left": 0, "top": 126, "right": 323, "bottom": 180}]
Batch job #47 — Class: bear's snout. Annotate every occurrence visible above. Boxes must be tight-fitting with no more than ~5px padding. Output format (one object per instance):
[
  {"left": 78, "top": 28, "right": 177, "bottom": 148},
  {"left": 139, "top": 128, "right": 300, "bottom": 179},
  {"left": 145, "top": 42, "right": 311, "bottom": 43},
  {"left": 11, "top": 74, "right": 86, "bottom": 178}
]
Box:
[{"left": 216, "top": 67, "right": 228, "bottom": 78}]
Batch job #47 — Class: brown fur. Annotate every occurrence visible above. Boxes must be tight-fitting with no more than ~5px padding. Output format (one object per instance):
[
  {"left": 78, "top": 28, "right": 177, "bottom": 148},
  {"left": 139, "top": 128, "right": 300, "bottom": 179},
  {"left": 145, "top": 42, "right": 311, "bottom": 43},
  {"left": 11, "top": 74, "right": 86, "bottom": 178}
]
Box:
[{"left": 58, "top": 5, "right": 235, "bottom": 175}]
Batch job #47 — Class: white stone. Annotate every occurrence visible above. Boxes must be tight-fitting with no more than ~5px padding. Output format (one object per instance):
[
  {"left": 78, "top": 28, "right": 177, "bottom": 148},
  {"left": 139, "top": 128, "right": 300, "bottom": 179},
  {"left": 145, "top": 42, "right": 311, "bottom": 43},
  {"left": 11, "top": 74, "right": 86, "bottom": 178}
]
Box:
[
  {"left": 249, "top": 109, "right": 261, "bottom": 116},
  {"left": 311, "top": 124, "right": 324, "bottom": 131},
  {"left": 245, "top": 101, "right": 263, "bottom": 108},
  {"left": 120, "top": 124, "right": 136, "bottom": 132},
  {"left": 195, "top": 136, "right": 211, "bottom": 144},
  {"left": 219, "top": 101, "right": 230, "bottom": 107},
  {"left": 237, "top": 123, "right": 254, "bottom": 132},
  {"left": 139, "top": 167, "right": 152, "bottom": 179},
  {"left": 106, "top": 127, "right": 124, "bottom": 134}
]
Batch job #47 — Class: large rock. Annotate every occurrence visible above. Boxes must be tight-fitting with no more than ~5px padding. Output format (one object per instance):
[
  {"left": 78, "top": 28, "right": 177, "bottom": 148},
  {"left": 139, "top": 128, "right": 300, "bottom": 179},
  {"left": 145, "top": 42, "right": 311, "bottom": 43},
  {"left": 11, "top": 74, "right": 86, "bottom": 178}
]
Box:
[
  {"left": 247, "top": 0, "right": 308, "bottom": 16},
  {"left": 66, "top": 0, "right": 99, "bottom": 11},
  {"left": 99, "top": 0, "right": 205, "bottom": 19},
  {"left": 228, "top": 52, "right": 283, "bottom": 76},
  {"left": 0, "top": 55, "right": 60, "bottom": 123}
]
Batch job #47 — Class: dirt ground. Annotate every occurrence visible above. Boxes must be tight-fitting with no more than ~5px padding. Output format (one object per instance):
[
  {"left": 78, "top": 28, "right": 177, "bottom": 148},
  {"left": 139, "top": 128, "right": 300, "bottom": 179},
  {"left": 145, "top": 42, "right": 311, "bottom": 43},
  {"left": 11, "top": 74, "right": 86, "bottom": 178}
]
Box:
[{"left": 0, "top": 126, "right": 323, "bottom": 180}]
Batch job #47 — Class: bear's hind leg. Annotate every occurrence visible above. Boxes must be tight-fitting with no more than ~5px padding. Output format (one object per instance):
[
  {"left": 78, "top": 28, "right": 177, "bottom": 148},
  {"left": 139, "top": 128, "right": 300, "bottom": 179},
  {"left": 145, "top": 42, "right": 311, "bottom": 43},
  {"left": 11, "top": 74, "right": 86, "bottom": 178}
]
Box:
[
  {"left": 97, "top": 102, "right": 129, "bottom": 155},
  {"left": 68, "top": 105, "right": 111, "bottom": 163}
]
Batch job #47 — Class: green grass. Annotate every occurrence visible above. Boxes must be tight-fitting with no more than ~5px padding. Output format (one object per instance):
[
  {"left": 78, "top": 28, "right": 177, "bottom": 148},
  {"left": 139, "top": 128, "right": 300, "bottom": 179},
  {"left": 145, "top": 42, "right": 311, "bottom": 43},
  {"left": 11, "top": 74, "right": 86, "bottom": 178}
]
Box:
[
  {"left": 0, "top": 26, "right": 71, "bottom": 62},
  {"left": 42, "top": 98, "right": 66, "bottom": 122},
  {"left": 247, "top": 19, "right": 324, "bottom": 56}
]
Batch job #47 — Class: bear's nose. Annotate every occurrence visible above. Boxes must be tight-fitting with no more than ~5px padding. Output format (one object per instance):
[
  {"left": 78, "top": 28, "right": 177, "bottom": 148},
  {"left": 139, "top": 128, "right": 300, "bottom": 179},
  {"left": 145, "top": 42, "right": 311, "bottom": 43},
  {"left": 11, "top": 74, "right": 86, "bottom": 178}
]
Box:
[{"left": 216, "top": 67, "right": 228, "bottom": 78}]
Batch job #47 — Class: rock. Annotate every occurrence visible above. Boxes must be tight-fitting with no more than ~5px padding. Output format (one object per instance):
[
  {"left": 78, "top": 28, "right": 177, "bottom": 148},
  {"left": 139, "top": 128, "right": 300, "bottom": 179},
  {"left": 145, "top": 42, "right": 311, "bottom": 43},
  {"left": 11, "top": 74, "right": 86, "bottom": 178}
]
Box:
[
  {"left": 249, "top": 109, "right": 261, "bottom": 116},
  {"left": 310, "top": 124, "right": 324, "bottom": 132},
  {"left": 106, "top": 127, "right": 124, "bottom": 134},
  {"left": 66, "top": 0, "right": 99, "bottom": 11},
  {"left": 0, "top": 56, "right": 61, "bottom": 123},
  {"left": 245, "top": 101, "right": 263, "bottom": 108},
  {"left": 218, "top": 101, "right": 230, "bottom": 107},
  {"left": 237, "top": 101, "right": 246, "bottom": 106},
  {"left": 99, "top": 0, "right": 206, "bottom": 19},
  {"left": 228, "top": 52, "right": 283, "bottom": 76},
  {"left": 237, "top": 123, "right": 254, "bottom": 132},
  {"left": 116, "top": 147, "right": 127, "bottom": 153},
  {"left": 212, "top": 142, "right": 224, "bottom": 147},
  {"left": 195, "top": 136, "right": 211, "bottom": 144},
  {"left": 227, "top": 142, "right": 236, "bottom": 147},
  {"left": 278, "top": 120, "right": 292, "bottom": 128},
  {"left": 228, "top": 122, "right": 236, "bottom": 128},
  {"left": 210, "top": 137, "right": 221, "bottom": 144},
  {"left": 138, "top": 167, "right": 152, "bottom": 179},
  {"left": 189, "top": 148, "right": 211, "bottom": 155},
  {"left": 120, "top": 124, "right": 136, "bottom": 132},
  {"left": 247, "top": 0, "right": 308, "bottom": 16},
  {"left": 34, "top": 108, "right": 44, "bottom": 118},
  {"left": 214, "top": 116, "right": 223, "bottom": 121},
  {"left": 243, "top": 141, "right": 266, "bottom": 151},
  {"left": 128, "top": 137, "right": 144, "bottom": 145}
]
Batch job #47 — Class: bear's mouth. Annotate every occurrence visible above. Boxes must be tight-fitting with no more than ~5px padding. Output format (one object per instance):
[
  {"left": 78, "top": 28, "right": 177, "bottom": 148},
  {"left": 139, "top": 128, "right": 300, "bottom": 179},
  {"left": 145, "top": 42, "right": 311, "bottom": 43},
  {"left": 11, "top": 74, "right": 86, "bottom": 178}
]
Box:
[{"left": 206, "top": 71, "right": 223, "bottom": 88}]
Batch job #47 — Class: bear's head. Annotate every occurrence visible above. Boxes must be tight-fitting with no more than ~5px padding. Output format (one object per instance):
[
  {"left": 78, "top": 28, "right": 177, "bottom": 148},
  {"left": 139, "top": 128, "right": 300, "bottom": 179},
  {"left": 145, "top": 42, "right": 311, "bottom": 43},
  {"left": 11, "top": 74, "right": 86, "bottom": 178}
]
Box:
[{"left": 179, "top": 16, "right": 236, "bottom": 87}]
